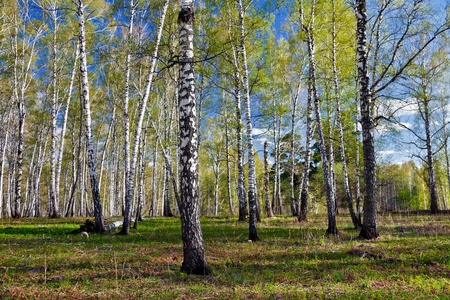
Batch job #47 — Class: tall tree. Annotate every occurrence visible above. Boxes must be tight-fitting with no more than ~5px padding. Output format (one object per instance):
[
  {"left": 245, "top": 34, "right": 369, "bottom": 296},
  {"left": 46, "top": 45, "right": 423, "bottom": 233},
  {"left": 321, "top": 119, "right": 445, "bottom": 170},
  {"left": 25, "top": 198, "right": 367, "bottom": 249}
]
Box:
[
  {"left": 299, "top": 0, "right": 337, "bottom": 234},
  {"left": 237, "top": 0, "right": 259, "bottom": 241},
  {"left": 355, "top": 0, "right": 449, "bottom": 238},
  {"left": 331, "top": 0, "right": 360, "bottom": 227},
  {"left": 178, "top": 0, "right": 212, "bottom": 275},
  {"left": 76, "top": 0, "right": 105, "bottom": 232},
  {"left": 120, "top": 0, "right": 169, "bottom": 235}
]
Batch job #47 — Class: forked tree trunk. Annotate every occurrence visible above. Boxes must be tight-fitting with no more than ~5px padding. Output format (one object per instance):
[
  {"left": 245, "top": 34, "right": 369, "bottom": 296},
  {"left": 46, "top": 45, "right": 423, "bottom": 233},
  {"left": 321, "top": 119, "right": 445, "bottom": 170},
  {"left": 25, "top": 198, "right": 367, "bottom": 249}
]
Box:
[
  {"left": 76, "top": 0, "right": 105, "bottom": 232},
  {"left": 178, "top": 0, "right": 211, "bottom": 275},
  {"left": 355, "top": 0, "right": 379, "bottom": 239}
]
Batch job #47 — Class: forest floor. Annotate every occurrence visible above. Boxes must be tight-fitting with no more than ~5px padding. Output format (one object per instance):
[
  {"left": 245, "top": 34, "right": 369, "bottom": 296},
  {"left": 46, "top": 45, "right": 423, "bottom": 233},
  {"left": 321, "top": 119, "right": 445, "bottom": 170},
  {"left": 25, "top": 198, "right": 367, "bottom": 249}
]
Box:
[{"left": 0, "top": 212, "right": 449, "bottom": 299}]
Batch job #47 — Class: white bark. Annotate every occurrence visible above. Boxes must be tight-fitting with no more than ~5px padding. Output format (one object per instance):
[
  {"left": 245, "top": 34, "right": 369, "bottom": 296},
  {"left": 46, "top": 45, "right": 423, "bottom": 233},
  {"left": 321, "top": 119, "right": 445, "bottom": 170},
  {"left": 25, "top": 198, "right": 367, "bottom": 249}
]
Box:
[
  {"left": 76, "top": 0, "right": 104, "bottom": 231},
  {"left": 121, "top": 0, "right": 169, "bottom": 234},
  {"left": 56, "top": 42, "right": 79, "bottom": 215},
  {"left": 237, "top": 0, "right": 259, "bottom": 241}
]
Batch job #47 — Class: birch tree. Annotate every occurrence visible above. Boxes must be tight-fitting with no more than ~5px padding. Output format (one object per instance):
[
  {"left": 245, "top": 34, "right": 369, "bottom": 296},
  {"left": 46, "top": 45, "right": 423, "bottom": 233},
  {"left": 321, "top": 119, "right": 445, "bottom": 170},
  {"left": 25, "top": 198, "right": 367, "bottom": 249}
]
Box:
[
  {"left": 120, "top": 0, "right": 169, "bottom": 235},
  {"left": 178, "top": 0, "right": 212, "bottom": 275},
  {"left": 354, "top": 0, "right": 449, "bottom": 238},
  {"left": 299, "top": 0, "right": 337, "bottom": 234},
  {"left": 237, "top": 0, "right": 259, "bottom": 241},
  {"left": 76, "top": 0, "right": 105, "bottom": 232}
]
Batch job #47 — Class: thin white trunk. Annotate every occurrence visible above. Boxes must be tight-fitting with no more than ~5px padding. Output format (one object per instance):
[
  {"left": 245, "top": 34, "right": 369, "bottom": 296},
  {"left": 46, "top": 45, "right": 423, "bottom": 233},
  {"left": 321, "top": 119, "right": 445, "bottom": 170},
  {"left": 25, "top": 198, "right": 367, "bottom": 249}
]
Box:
[
  {"left": 237, "top": 0, "right": 259, "bottom": 241},
  {"left": 0, "top": 110, "right": 11, "bottom": 218},
  {"left": 76, "top": 0, "right": 104, "bottom": 231},
  {"left": 56, "top": 42, "right": 79, "bottom": 214},
  {"left": 300, "top": 0, "right": 337, "bottom": 234},
  {"left": 121, "top": 0, "right": 169, "bottom": 234}
]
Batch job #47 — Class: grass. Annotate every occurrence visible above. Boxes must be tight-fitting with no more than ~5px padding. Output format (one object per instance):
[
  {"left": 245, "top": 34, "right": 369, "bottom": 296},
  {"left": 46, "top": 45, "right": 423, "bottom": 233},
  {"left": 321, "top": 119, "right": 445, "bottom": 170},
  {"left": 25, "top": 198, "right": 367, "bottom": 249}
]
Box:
[{"left": 0, "top": 213, "right": 449, "bottom": 299}]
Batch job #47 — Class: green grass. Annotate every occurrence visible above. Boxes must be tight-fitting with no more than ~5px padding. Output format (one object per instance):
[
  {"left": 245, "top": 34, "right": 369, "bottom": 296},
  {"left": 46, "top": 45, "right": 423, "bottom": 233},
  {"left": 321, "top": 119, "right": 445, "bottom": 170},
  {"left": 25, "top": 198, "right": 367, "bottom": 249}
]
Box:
[{"left": 0, "top": 213, "right": 449, "bottom": 299}]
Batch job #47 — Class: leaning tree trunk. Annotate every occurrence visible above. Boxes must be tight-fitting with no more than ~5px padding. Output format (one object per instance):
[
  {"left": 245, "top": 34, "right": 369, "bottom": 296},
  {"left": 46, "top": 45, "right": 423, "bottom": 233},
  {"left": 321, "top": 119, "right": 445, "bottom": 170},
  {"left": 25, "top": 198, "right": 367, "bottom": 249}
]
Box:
[
  {"left": 237, "top": 0, "right": 259, "bottom": 241},
  {"left": 301, "top": 0, "right": 337, "bottom": 235},
  {"left": 56, "top": 42, "right": 79, "bottom": 217},
  {"left": 178, "top": 0, "right": 212, "bottom": 275},
  {"left": 77, "top": 0, "right": 105, "bottom": 232},
  {"left": 297, "top": 85, "right": 313, "bottom": 222},
  {"left": 332, "top": 0, "right": 359, "bottom": 228},
  {"left": 120, "top": 0, "right": 169, "bottom": 235},
  {"left": 290, "top": 83, "right": 301, "bottom": 216},
  {"left": 264, "top": 141, "right": 274, "bottom": 217},
  {"left": 355, "top": 0, "right": 379, "bottom": 239}
]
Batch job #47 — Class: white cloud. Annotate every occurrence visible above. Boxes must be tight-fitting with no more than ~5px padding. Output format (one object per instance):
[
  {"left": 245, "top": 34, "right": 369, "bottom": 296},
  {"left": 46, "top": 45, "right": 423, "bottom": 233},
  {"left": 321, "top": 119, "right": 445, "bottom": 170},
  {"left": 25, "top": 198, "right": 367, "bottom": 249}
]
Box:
[{"left": 252, "top": 128, "right": 268, "bottom": 136}]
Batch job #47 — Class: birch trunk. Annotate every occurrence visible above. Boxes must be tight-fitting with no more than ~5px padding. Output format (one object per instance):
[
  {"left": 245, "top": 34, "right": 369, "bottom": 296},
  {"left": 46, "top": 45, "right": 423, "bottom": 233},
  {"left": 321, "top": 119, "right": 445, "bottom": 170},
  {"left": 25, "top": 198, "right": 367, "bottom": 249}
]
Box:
[
  {"left": 48, "top": 12, "right": 59, "bottom": 218},
  {"left": 231, "top": 43, "right": 247, "bottom": 221},
  {"left": 121, "top": 0, "right": 135, "bottom": 232},
  {"left": 120, "top": 0, "right": 169, "bottom": 235},
  {"left": 225, "top": 113, "right": 234, "bottom": 215},
  {"left": 355, "top": 0, "right": 379, "bottom": 239},
  {"left": 56, "top": 42, "right": 79, "bottom": 216},
  {"left": 290, "top": 84, "right": 300, "bottom": 216},
  {"left": 327, "top": 99, "right": 337, "bottom": 215},
  {"left": 264, "top": 141, "right": 274, "bottom": 217},
  {"left": 178, "top": 0, "right": 212, "bottom": 275},
  {"left": 423, "top": 103, "right": 439, "bottom": 213},
  {"left": 0, "top": 111, "right": 10, "bottom": 218},
  {"left": 151, "top": 138, "right": 158, "bottom": 217},
  {"left": 298, "top": 85, "right": 313, "bottom": 222},
  {"left": 300, "top": 0, "right": 337, "bottom": 234},
  {"left": 332, "top": 0, "right": 359, "bottom": 227},
  {"left": 98, "top": 106, "right": 115, "bottom": 196},
  {"left": 442, "top": 99, "right": 450, "bottom": 211},
  {"left": 76, "top": 0, "right": 104, "bottom": 232},
  {"left": 12, "top": 12, "right": 41, "bottom": 218},
  {"left": 237, "top": 0, "right": 259, "bottom": 241},
  {"left": 66, "top": 109, "right": 83, "bottom": 217},
  {"left": 133, "top": 131, "right": 146, "bottom": 228},
  {"left": 163, "top": 167, "right": 173, "bottom": 217}
]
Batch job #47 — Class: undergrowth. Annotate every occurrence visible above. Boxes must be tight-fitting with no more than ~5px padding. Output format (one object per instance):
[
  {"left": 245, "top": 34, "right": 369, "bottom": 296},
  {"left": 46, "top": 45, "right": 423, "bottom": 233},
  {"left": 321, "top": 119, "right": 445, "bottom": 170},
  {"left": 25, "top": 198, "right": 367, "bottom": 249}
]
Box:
[{"left": 0, "top": 213, "right": 449, "bottom": 299}]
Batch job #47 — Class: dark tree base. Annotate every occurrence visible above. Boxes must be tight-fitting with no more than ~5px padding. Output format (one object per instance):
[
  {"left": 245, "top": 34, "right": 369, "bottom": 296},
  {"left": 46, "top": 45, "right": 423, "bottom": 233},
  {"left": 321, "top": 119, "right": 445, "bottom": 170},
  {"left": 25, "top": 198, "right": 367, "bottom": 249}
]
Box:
[
  {"left": 298, "top": 214, "right": 308, "bottom": 222},
  {"left": 326, "top": 226, "right": 339, "bottom": 235},
  {"left": 359, "top": 225, "right": 379, "bottom": 240},
  {"left": 249, "top": 234, "right": 260, "bottom": 242},
  {"left": 180, "top": 262, "right": 213, "bottom": 276},
  {"left": 67, "top": 219, "right": 95, "bottom": 234}
]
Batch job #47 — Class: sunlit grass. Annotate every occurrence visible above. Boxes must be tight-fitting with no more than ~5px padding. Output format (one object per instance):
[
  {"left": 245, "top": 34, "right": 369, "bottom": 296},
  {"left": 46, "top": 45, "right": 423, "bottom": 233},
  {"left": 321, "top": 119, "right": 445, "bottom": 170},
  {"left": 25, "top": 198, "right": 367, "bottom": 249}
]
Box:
[{"left": 0, "top": 213, "right": 449, "bottom": 299}]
